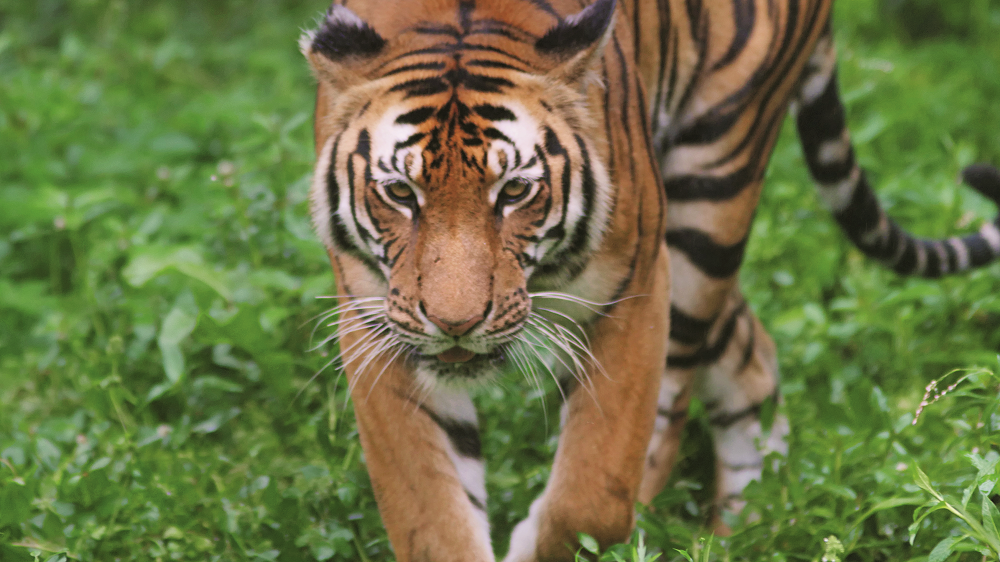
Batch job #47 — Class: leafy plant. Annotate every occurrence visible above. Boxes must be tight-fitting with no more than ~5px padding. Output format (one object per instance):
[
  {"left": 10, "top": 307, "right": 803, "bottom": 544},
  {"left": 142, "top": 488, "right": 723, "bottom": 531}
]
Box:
[{"left": 908, "top": 369, "right": 1000, "bottom": 561}]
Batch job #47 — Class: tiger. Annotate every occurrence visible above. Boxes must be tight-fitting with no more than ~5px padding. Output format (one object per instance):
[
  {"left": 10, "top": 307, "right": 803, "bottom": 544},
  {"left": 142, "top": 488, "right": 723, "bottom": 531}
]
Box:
[{"left": 299, "top": 0, "right": 1000, "bottom": 560}]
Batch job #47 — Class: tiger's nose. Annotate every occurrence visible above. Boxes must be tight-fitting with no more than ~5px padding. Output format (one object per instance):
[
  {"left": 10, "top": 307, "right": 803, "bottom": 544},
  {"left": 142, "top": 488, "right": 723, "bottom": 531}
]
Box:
[
  {"left": 424, "top": 300, "right": 491, "bottom": 338},
  {"left": 427, "top": 312, "right": 485, "bottom": 337}
]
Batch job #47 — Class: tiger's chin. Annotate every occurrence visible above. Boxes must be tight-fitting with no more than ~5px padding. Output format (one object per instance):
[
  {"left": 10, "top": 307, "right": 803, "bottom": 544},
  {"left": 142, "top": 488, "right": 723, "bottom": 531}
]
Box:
[{"left": 413, "top": 346, "right": 511, "bottom": 389}]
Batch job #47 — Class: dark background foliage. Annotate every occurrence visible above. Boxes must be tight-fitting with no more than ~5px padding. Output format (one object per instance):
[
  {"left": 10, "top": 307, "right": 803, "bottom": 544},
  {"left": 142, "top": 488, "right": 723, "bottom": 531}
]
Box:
[{"left": 1, "top": 0, "right": 998, "bottom": 560}]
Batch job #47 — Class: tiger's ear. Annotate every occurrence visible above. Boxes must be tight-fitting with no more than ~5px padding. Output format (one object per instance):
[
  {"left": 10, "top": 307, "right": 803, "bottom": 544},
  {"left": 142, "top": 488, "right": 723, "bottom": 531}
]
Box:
[
  {"left": 535, "top": 0, "right": 617, "bottom": 86},
  {"left": 300, "top": 5, "right": 386, "bottom": 93}
]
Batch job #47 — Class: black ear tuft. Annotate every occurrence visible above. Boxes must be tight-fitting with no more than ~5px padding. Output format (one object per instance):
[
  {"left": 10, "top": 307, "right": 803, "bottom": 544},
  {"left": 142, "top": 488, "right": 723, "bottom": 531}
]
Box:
[
  {"left": 535, "top": 0, "right": 617, "bottom": 55},
  {"left": 311, "top": 5, "right": 386, "bottom": 60}
]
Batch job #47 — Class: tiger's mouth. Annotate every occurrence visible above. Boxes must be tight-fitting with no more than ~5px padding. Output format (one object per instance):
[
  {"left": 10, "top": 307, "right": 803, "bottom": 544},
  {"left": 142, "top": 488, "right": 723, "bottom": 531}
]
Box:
[
  {"left": 436, "top": 346, "right": 477, "bottom": 363},
  {"left": 415, "top": 344, "right": 511, "bottom": 382}
]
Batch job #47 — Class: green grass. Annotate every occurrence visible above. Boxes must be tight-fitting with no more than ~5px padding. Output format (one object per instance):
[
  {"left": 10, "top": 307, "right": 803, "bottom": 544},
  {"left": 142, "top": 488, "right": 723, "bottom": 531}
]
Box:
[{"left": 1, "top": 1, "right": 999, "bottom": 561}]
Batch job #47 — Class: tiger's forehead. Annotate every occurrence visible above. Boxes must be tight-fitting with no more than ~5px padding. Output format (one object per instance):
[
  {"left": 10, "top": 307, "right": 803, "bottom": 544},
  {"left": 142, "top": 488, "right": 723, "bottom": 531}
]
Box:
[
  {"left": 351, "top": 0, "right": 560, "bottom": 74},
  {"left": 367, "top": 85, "right": 542, "bottom": 189}
]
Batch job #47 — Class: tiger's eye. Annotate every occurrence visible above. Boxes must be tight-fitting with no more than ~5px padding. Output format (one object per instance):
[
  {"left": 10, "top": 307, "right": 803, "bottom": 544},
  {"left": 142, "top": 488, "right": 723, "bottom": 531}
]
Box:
[
  {"left": 500, "top": 179, "right": 529, "bottom": 202},
  {"left": 385, "top": 181, "right": 414, "bottom": 202}
]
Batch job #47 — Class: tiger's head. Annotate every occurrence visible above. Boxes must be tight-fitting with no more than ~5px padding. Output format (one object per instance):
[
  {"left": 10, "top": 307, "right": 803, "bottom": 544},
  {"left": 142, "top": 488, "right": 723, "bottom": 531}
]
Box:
[{"left": 303, "top": 0, "right": 618, "bottom": 385}]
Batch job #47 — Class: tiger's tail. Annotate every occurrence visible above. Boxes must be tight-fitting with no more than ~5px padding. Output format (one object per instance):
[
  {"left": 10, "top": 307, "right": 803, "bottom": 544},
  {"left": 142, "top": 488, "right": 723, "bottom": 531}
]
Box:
[{"left": 794, "top": 28, "right": 1000, "bottom": 278}]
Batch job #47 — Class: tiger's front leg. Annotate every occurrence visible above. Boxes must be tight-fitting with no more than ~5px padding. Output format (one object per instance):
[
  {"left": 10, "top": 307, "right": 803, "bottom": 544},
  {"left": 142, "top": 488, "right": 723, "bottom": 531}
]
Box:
[
  {"left": 505, "top": 247, "right": 670, "bottom": 562},
  {"left": 340, "top": 317, "right": 494, "bottom": 562}
]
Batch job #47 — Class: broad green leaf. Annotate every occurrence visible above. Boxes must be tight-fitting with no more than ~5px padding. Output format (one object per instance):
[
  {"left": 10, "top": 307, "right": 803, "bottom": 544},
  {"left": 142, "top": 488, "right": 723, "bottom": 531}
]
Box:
[
  {"left": 980, "top": 479, "right": 998, "bottom": 498},
  {"left": 982, "top": 496, "right": 1000, "bottom": 548},
  {"left": 849, "top": 496, "right": 924, "bottom": 532},
  {"left": 173, "top": 261, "right": 234, "bottom": 302},
  {"left": 969, "top": 452, "right": 999, "bottom": 477},
  {"left": 159, "top": 306, "right": 194, "bottom": 346},
  {"left": 578, "top": 533, "right": 600, "bottom": 555},
  {"left": 123, "top": 246, "right": 232, "bottom": 301},
  {"left": 160, "top": 345, "right": 184, "bottom": 384},
  {"left": 913, "top": 465, "right": 940, "bottom": 498},
  {"left": 674, "top": 550, "right": 694, "bottom": 562},
  {"left": 963, "top": 481, "right": 978, "bottom": 508},
  {"left": 35, "top": 437, "right": 61, "bottom": 470},
  {"left": 0, "top": 480, "right": 32, "bottom": 527},
  {"left": 157, "top": 303, "right": 198, "bottom": 384},
  {"left": 928, "top": 536, "right": 965, "bottom": 562}
]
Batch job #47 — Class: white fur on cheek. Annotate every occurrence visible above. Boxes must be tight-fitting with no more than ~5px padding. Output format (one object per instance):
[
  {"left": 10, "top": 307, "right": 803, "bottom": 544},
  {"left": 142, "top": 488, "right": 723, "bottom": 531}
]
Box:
[{"left": 309, "top": 135, "right": 336, "bottom": 250}]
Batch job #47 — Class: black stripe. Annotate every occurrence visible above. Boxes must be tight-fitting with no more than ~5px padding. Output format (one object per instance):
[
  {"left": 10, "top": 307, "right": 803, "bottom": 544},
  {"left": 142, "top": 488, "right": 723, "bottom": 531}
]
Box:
[
  {"left": 651, "top": 0, "right": 671, "bottom": 126},
  {"left": 673, "top": 4, "right": 708, "bottom": 119},
  {"left": 963, "top": 164, "right": 1000, "bottom": 204},
  {"left": 668, "top": 302, "right": 746, "bottom": 369},
  {"left": 684, "top": 0, "right": 703, "bottom": 43},
  {"left": 532, "top": 149, "right": 553, "bottom": 227},
  {"left": 921, "top": 242, "right": 942, "bottom": 278},
  {"left": 394, "top": 132, "right": 426, "bottom": 151},
  {"left": 705, "top": 0, "right": 821, "bottom": 170},
  {"left": 325, "top": 134, "right": 349, "bottom": 248},
  {"left": 657, "top": 407, "right": 688, "bottom": 422},
  {"left": 350, "top": 131, "right": 376, "bottom": 247},
  {"left": 525, "top": 0, "right": 560, "bottom": 19},
  {"left": 965, "top": 229, "right": 998, "bottom": 267},
  {"left": 409, "top": 24, "right": 462, "bottom": 38},
  {"left": 382, "top": 61, "right": 447, "bottom": 77},
  {"left": 893, "top": 236, "right": 918, "bottom": 275},
  {"left": 337, "top": 130, "right": 383, "bottom": 278},
  {"left": 370, "top": 39, "right": 534, "bottom": 76},
  {"left": 663, "top": 165, "right": 754, "bottom": 202},
  {"left": 943, "top": 241, "right": 958, "bottom": 274},
  {"left": 420, "top": 406, "right": 482, "bottom": 458},
  {"left": 470, "top": 18, "right": 535, "bottom": 41},
  {"left": 458, "top": 0, "right": 474, "bottom": 31},
  {"left": 483, "top": 127, "right": 513, "bottom": 144},
  {"left": 466, "top": 492, "right": 486, "bottom": 512},
  {"left": 443, "top": 66, "right": 515, "bottom": 93},
  {"left": 709, "top": 388, "right": 779, "bottom": 428},
  {"left": 832, "top": 172, "right": 885, "bottom": 251},
  {"left": 465, "top": 59, "right": 525, "bottom": 71},
  {"left": 601, "top": 61, "right": 617, "bottom": 185},
  {"left": 673, "top": 108, "right": 740, "bottom": 146},
  {"left": 713, "top": 0, "right": 756, "bottom": 70},
  {"left": 664, "top": 33, "right": 680, "bottom": 110},
  {"left": 667, "top": 228, "right": 748, "bottom": 278},
  {"left": 739, "top": 315, "right": 755, "bottom": 370},
  {"left": 395, "top": 107, "right": 437, "bottom": 126},
  {"left": 632, "top": 0, "right": 642, "bottom": 63},
  {"left": 607, "top": 194, "right": 643, "bottom": 307},
  {"left": 390, "top": 77, "right": 450, "bottom": 97},
  {"left": 566, "top": 134, "right": 597, "bottom": 257},
  {"left": 540, "top": 127, "right": 569, "bottom": 241},
  {"left": 796, "top": 72, "right": 855, "bottom": 183},
  {"left": 473, "top": 104, "right": 517, "bottom": 121},
  {"left": 670, "top": 306, "right": 713, "bottom": 346}
]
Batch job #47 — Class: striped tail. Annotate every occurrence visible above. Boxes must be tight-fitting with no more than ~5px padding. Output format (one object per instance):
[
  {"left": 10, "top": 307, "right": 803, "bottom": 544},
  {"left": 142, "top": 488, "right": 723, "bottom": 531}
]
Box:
[{"left": 794, "top": 30, "right": 1000, "bottom": 278}]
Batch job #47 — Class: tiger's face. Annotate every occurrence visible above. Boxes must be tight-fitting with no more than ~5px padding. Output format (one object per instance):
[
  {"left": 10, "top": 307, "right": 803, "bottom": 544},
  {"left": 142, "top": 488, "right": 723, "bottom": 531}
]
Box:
[{"left": 304, "top": 4, "right": 613, "bottom": 384}]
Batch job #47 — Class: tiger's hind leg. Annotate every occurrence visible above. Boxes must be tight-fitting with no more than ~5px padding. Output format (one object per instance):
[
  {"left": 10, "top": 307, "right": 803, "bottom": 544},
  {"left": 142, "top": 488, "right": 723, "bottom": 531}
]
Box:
[
  {"left": 696, "top": 288, "right": 788, "bottom": 531},
  {"left": 638, "top": 284, "right": 788, "bottom": 532}
]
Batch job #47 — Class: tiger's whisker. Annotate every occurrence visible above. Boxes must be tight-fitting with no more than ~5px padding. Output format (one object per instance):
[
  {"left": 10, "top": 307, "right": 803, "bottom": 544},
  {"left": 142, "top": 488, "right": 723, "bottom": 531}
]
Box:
[
  {"left": 346, "top": 334, "right": 398, "bottom": 398},
  {"left": 530, "top": 314, "right": 608, "bottom": 380},
  {"left": 365, "top": 343, "right": 410, "bottom": 400},
  {"left": 525, "top": 317, "right": 591, "bottom": 382},
  {"left": 520, "top": 323, "right": 597, "bottom": 400}
]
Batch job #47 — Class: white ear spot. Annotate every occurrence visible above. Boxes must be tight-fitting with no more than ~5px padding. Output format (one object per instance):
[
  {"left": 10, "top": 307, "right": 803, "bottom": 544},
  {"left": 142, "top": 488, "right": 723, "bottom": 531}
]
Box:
[{"left": 326, "top": 5, "right": 366, "bottom": 28}]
